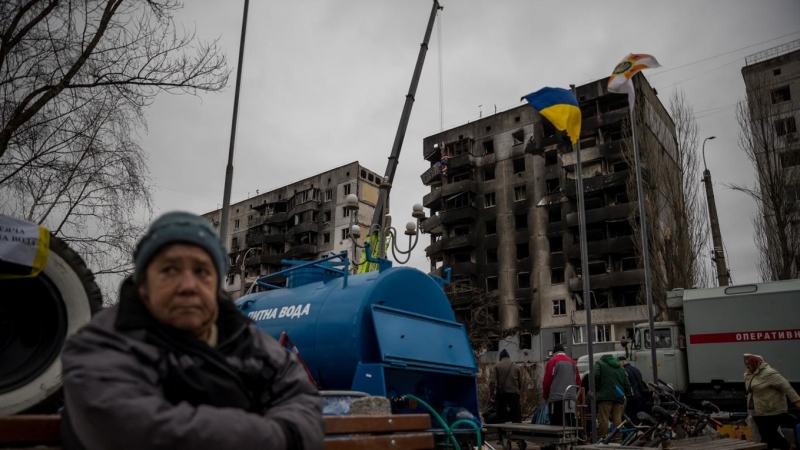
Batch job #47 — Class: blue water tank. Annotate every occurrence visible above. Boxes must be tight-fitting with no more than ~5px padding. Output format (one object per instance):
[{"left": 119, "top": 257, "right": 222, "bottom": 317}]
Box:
[{"left": 237, "top": 263, "right": 473, "bottom": 390}]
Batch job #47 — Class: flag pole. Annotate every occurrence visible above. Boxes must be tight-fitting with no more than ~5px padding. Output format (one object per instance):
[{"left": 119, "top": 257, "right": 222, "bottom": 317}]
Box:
[
  {"left": 628, "top": 80, "right": 659, "bottom": 395},
  {"left": 570, "top": 84, "right": 597, "bottom": 443}
]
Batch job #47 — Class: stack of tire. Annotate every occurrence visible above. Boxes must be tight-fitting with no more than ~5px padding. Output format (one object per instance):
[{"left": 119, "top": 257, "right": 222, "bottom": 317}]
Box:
[{"left": 0, "top": 234, "right": 102, "bottom": 414}]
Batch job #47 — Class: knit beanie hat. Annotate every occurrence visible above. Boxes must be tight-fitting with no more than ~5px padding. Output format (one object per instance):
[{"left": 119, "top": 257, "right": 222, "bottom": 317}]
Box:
[{"left": 133, "top": 211, "right": 227, "bottom": 285}]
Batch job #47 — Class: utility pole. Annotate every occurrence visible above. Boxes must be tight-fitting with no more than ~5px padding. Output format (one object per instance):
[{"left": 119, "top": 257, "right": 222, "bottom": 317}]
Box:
[
  {"left": 701, "top": 136, "right": 730, "bottom": 286},
  {"left": 219, "top": 0, "right": 250, "bottom": 247}
]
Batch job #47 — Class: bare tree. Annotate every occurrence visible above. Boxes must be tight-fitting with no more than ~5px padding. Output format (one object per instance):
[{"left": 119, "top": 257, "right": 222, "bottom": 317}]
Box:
[
  {"left": 731, "top": 71, "right": 800, "bottom": 281},
  {"left": 444, "top": 283, "right": 526, "bottom": 356},
  {"left": 624, "top": 88, "right": 710, "bottom": 319},
  {"left": 1, "top": 1, "right": 230, "bottom": 300}
]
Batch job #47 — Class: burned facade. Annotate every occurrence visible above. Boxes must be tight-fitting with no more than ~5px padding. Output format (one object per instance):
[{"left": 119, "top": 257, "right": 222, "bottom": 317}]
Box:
[
  {"left": 420, "top": 75, "right": 678, "bottom": 364},
  {"left": 203, "top": 162, "right": 382, "bottom": 300},
  {"left": 741, "top": 40, "right": 800, "bottom": 279}
]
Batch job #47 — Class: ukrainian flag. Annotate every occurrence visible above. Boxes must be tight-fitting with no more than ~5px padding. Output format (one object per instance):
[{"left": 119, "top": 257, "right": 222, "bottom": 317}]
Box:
[{"left": 521, "top": 87, "right": 581, "bottom": 144}]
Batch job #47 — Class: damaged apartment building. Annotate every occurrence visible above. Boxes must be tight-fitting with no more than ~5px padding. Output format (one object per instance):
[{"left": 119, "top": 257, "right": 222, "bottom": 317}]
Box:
[
  {"left": 203, "top": 162, "right": 383, "bottom": 300},
  {"left": 420, "top": 74, "right": 679, "bottom": 365}
]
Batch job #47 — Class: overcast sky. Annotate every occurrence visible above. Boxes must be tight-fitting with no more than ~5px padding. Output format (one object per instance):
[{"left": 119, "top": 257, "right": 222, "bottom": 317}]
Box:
[{"left": 141, "top": 0, "right": 800, "bottom": 285}]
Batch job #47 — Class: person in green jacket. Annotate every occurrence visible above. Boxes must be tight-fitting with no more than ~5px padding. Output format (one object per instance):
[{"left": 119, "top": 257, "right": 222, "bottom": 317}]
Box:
[
  {"left": 745, "top": 354, "right": 800, "bottom": 450},
  {"left": 594, "top": 354, "right": 631, "bottom": 441}
]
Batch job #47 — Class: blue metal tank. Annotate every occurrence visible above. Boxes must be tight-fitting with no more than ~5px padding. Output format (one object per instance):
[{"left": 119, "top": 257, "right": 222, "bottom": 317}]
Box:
[{"left": 236, "top": 254, "right": 479, "bottom": 419}]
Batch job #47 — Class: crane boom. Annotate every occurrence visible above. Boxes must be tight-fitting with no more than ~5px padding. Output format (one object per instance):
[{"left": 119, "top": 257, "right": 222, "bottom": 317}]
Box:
[{"left": 370, "top": 0, "right": 441, "bottom": 252}]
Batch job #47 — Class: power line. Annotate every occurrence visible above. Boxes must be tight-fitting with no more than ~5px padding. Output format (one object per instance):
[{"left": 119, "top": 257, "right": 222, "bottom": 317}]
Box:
[
  {"left": 657, "top": 57, "right": 743, "bottom": 90},
  {"left": 649, "top": 30, "right": 800, "bottom": 77}
]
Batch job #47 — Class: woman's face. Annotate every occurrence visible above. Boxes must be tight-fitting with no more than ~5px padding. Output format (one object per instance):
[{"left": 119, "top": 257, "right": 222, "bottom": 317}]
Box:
[{"left": 744, "top": 355, "right": 760, "bottom": 373}]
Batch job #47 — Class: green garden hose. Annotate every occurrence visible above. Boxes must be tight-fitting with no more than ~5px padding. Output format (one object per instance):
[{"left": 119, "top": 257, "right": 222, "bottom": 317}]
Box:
[{"left": 403, "top": 394, "right": 483, "bottom": 450}]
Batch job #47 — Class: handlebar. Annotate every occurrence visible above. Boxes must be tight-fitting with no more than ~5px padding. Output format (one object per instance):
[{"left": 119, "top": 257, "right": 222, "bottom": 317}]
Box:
[{"left": 701, "top": 400, "right": 720, "bottom": 413}]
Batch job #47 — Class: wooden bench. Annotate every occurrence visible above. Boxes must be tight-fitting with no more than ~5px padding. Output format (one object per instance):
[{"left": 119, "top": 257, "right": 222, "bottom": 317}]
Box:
[{"left": 0, "top": 414, "right": 435, "bottom": 450}]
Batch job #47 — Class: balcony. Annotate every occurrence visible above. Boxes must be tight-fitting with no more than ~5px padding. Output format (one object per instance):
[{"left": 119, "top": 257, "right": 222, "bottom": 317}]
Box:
[
  {"left": 245, "top": 233, "right": 263, "bottom": 248},
  {"left": 567, "top": 235, "right": 635, "bottom": 259},
  {"left": 248, "top": 216, "right": 264, "bottom": 228},
  {"left": 290, "top": 244, "right": 318, "bottom": 258},
  {"left": 563, "top": 170, "right": 631, "bottom": 197},
  {"left": 425, "top": 239, "right": 443, "bottom": 257},
  {"left": 449, "top": 261, "right": 478, "bottom": 275},
  {"left": 441, "top": 234, "right": 478, "bottom": 252},
  {"left": 261, "top": 233, "right": 285, "bottom": 244},
  {"left": 446, "top": 153, "right": 474, "bottom": 171},
  {"left": 245, "top": 255, "right": 261, "bottom": 267},
  {"left": 422, "top": 188, "right": 442, "bottom": 209},
  {"left": 260, "top": 254, "right": 286, "bottom": 265},
  {"left": 566, "top": 203, "right": 634, "bottom": 227},
  {"left": 443, "top": 179, "right": 476, "bottom": 197},
  {"left": 289, "top": 200, "right": 320, "bottom": 215},
  {"left": 421, "top": 213, "right": 442, "bottom": 235},
  {"left": 440, "top": 206, "right": 477, "bottom": 225},
  {"left": 421, "top": 165, "right": 442, "bottom": 186},
  {"left": 285, "top": 222, "right": 319, "bottom": 242},
  {"left": 263, "top": 212, "right": 288, "bottom": 224},
  {"left": 568, "top": 268, "right": 645, "bottom": 291}
]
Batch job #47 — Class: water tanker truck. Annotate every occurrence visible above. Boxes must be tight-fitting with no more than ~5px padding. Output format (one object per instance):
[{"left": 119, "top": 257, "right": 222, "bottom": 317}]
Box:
[
  {"left": 235, "top": 252, "right": 481, "bottom": 433},
  {"left": 577, "top": 279, "right": 800, "bottom": 410}
]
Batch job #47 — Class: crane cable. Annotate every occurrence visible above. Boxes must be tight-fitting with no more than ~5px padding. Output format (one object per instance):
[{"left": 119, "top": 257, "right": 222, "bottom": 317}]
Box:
[{"left": 437, "top": 7, "right": 444, "bottom": 130}]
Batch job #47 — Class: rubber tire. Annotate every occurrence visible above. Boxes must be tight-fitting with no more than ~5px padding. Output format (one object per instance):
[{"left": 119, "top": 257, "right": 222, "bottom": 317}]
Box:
[{"left": 0, "top": 234, "right": 102, "bottom": 415}]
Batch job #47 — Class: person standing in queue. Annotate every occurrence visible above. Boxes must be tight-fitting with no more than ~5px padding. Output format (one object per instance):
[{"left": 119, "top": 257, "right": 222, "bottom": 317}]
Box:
[
  {"left": 490, "top": 349, "right": 527, "bottom": 450},
  {"left": 619, "top": 356, "right": 646, "bottom": 424},
  {"left": 60, "top": 212, "right": 324, "bottom": 449},
  {"left": 594, "top": 354, "right": 631, "bottom": 442},
  {"left": 542, "top": 344, "right": 581, "bottom": 427},
  {"left": 745, "top": 354, "right": 800, "bottom": 450}
]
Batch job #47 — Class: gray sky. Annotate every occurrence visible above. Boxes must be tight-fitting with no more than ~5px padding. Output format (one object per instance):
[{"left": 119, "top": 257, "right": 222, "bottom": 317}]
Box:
[{"left": 141, "top": 0, "right": 800, "bottom": 285}]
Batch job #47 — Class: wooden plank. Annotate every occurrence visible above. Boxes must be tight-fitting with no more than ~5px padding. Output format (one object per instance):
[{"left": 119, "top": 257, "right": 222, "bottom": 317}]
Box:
[
  {"left": 576, "top": 446, "right": 640, "bottom": 449},
  {"left": 325, "top": 432, "right": 434, "bottom": 450},
  {"left": 324, "top": 414, "right": 431, "bottom": 434},
  {"left": 665, "top": 438, "right": 766, "bottom": 450},
  {"left": 0, "top": 415, "right": 61, "bottom": 444},
  {"left": 483, "top": 423, "right": 581, "bottom": 434},
  {"left": 662, "top": 435, "right": 717, "bottom": 447}
]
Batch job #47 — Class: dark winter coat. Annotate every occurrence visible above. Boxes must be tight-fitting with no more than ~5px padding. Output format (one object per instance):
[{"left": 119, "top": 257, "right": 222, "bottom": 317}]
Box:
[
  {"left": 594, "top": 354, "right": 631, "bottom": 404},
  {"left": 624, "top": 363, "right": 646, "bottom": 398},
  {"left": 61, "top": 278, "right": 324, "bottom": 450},
  {"left": 491, "top": 355, "right": 523, "bottom": 395}
]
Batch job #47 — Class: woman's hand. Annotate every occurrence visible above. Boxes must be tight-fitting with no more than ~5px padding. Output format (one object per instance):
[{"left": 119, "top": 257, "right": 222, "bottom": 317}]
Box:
[{"left": 794, "top": 400, "right": 800, "bottom": 409}]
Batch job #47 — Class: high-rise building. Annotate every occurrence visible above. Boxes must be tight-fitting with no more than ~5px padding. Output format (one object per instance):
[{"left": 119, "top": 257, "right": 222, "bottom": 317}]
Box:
[
  {"left": 420, "top": 74, "right": 679, "bottom": 364},
  {"left": 741, "top": 40, "right": 800, "bottom": 279},
  {"left": 203, "top": 161, "right": 383, "bottom": 299}
]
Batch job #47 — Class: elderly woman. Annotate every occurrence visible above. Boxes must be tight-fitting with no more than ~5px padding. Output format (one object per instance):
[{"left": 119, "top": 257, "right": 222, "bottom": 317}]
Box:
[
  {"left": 744, "top": 354, "right": 800, "bottom": 450},
  {"left": 61, "top": 212, "right": 324, "bottom": 449}
]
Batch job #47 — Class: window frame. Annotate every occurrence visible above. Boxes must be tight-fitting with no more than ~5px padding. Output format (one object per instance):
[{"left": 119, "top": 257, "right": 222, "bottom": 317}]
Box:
[
  {"left": 595, "top": 324, "right": 613, "bottom": 343},
  {"left": 484, "top": 192, "right": 497, "bottom": 208},
  {"left": 552, "top": 299, "right": 566, "bottom": 316}
]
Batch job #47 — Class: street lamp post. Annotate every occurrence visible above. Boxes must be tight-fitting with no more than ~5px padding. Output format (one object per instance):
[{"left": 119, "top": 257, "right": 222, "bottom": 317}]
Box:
[
  {"left": 701, "top": 136, "right": 730, "bottom": 286},
  {"left": 239, "top": 246, "right": 257, "bottom": 299}
]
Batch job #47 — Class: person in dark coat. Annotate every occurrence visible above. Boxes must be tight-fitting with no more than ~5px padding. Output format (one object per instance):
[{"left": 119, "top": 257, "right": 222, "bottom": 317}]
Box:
[
  {"left": 61, "top": 212, "right": 324, "bottom": 449},
  {"left": 619, "top": 356, "right": 646, "bottom": 424},
  {"left": 491, "top": 349, "right": 524, "bottom": 423},
  {"left": 490, "top": 349, "right": 527, "bottom": 450}
]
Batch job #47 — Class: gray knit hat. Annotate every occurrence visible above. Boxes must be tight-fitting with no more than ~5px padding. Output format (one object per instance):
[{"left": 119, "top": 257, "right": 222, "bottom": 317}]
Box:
[{"left": 133, "top": 211, "right": 227, "bottom": 285}]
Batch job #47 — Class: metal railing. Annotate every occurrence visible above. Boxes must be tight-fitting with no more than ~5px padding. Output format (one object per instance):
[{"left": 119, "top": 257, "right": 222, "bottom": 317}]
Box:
[{"left": 745, "top": 39, "right": 800, "bottom": 66}]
